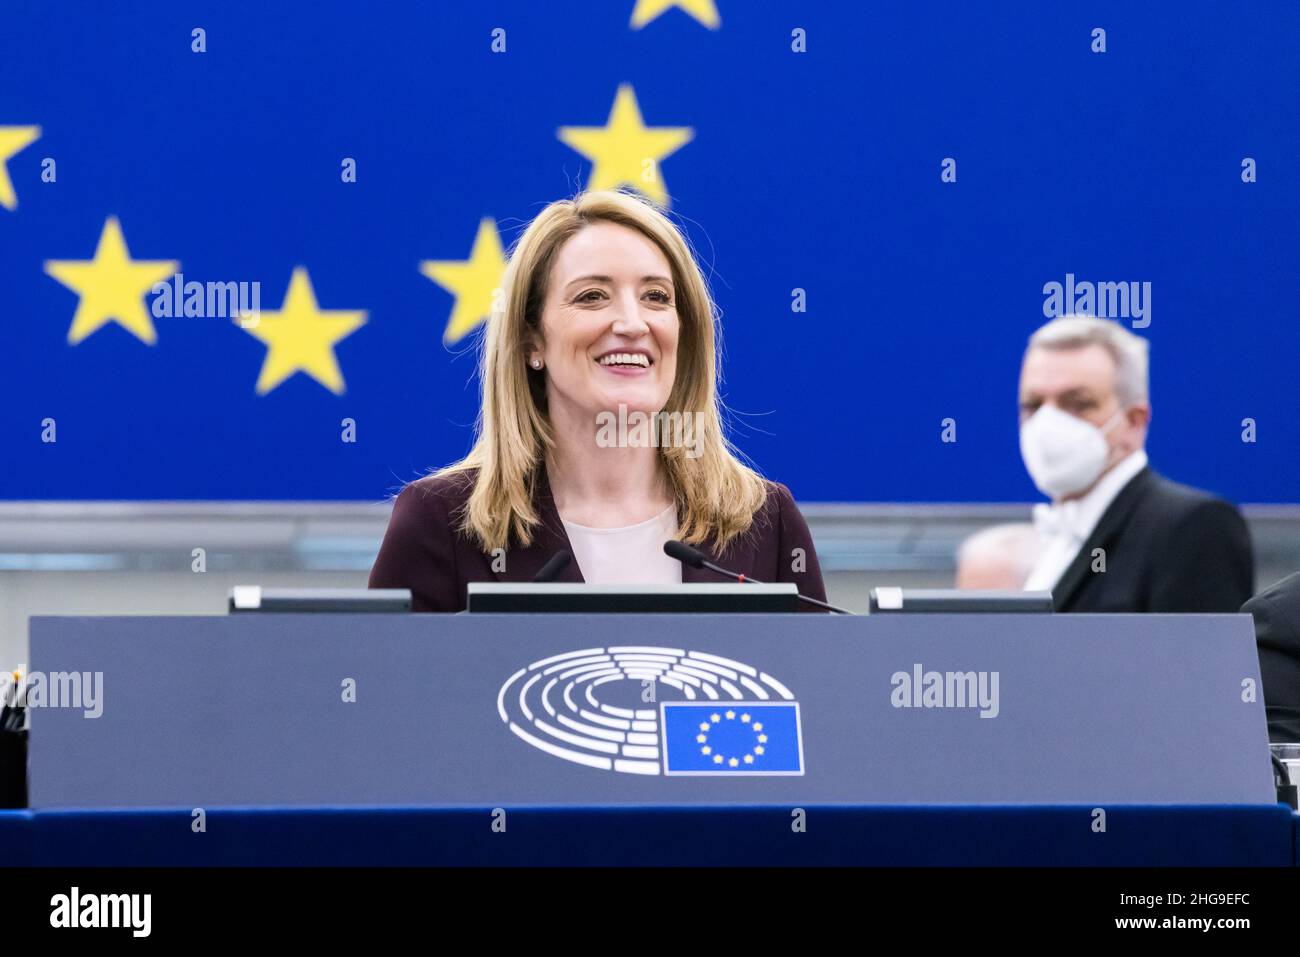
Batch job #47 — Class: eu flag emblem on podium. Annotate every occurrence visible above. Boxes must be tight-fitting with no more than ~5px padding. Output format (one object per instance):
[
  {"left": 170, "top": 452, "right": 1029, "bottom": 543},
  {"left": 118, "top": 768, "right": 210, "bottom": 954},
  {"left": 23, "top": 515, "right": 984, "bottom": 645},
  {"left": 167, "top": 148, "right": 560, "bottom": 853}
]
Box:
[{"left": 661, "top": 702, "right": 804, "bottom": 776}]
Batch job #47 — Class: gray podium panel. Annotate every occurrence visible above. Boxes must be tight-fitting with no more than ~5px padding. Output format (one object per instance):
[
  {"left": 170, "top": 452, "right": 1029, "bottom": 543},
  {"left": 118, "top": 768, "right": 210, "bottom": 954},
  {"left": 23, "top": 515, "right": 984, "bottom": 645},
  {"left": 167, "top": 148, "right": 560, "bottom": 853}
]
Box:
[{"left": 27, "top": 613, "right": 1273, "bottom": 808}]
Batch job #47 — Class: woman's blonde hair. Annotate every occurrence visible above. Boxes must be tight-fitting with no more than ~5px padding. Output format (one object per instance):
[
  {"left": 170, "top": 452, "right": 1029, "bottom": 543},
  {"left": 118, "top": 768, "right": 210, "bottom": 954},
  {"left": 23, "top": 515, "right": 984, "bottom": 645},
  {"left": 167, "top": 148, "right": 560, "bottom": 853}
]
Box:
[{"left": 439, "top": 188, "right": 767, "bottom": 553}]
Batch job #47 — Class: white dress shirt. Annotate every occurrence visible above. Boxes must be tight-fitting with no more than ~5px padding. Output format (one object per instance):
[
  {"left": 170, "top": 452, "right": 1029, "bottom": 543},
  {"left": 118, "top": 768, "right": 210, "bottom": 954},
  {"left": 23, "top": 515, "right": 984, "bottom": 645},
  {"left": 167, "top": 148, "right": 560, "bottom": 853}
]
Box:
[
  {"left": 561, "top": 504, "right": 683, "bottom": 585},
  {"left": 1023, "top": 449, "right": 1148, "bottom": 593}
]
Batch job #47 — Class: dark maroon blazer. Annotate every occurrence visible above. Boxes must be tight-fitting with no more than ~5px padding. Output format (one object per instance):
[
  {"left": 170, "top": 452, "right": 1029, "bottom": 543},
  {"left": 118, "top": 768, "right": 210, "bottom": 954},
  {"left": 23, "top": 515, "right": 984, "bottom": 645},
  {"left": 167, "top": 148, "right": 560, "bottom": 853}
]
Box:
[{"left": 368, "top": 468, "right": 828, "bottom": 612}]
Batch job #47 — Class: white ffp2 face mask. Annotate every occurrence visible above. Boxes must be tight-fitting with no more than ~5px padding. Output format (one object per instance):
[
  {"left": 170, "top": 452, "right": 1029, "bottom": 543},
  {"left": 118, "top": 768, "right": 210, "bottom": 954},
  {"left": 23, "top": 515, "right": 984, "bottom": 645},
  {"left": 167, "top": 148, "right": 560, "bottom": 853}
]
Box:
[{"left": 1019, "top": 404, "right": 1125, "bottom": 500}]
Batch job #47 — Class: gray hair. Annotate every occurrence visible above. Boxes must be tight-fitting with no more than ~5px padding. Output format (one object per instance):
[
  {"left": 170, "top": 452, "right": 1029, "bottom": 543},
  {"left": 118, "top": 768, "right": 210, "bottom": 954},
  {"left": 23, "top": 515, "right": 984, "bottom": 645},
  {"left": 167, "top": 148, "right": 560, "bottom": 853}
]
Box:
[
  {"left": 956, "top": 522, "right": 1042, "bottom": 584},
  {"left": 1026, "top": 315, "right": 1149, "bottom": 407}
]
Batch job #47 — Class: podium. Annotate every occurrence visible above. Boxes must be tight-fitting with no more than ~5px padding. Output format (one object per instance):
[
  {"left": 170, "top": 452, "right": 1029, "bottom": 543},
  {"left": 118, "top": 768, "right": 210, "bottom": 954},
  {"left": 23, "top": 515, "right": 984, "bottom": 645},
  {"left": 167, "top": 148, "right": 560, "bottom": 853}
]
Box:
[{"left": 3, "top": 612, "right": 1292, "bottom": 866}]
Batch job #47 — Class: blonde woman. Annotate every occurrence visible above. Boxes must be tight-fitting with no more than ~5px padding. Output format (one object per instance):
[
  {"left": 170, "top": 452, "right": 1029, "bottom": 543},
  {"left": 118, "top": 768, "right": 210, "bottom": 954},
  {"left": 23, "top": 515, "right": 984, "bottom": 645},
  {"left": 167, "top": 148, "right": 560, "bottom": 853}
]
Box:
[{"left": 369, "top": 189, "right": 826, "bottom": 611}]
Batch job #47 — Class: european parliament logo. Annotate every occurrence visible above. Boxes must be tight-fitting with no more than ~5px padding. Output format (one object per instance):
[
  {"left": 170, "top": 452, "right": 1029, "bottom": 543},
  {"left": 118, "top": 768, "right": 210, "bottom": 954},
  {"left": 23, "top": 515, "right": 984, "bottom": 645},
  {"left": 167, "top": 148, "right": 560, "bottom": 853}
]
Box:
[{"left": 497, "top": 646, "right": 804, "bottom": 776}]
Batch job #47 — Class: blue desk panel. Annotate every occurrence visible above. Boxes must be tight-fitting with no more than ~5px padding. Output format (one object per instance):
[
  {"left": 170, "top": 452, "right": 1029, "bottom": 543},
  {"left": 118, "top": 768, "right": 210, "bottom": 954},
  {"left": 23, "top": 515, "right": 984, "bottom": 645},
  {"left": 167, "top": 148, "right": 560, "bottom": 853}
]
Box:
[{"left": 29, "top": 615, "right": 1275, "bottom": 809}]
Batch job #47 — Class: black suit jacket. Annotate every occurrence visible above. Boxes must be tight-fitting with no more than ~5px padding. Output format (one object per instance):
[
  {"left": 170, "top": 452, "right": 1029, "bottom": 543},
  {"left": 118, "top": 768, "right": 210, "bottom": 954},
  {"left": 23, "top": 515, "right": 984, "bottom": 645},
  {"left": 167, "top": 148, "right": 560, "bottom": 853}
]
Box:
[
  {"left": 1243, "top": 571, "right": 1300, "bottom": 743},
  {"left": 1051, "top": 467, "right": 1253, "bottom": 613},
  {"left": 369, "top": 468, "right": 828, "bottom": 612}
]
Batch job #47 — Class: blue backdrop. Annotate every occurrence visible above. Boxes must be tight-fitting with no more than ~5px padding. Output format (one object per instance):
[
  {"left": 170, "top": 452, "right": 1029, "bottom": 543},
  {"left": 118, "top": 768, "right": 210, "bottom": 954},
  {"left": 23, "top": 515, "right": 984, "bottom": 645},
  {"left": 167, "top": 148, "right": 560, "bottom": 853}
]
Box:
[{"left": 1, "top": 1, "right": 1296, "bottom": 502}]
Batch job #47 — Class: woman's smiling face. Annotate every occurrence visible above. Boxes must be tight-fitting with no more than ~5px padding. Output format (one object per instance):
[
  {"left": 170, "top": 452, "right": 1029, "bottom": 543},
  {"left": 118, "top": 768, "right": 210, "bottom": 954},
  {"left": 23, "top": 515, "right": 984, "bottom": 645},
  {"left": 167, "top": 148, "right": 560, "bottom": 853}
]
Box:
[{"left": 534, "top": 221, "right": 681, "bottom": 425}]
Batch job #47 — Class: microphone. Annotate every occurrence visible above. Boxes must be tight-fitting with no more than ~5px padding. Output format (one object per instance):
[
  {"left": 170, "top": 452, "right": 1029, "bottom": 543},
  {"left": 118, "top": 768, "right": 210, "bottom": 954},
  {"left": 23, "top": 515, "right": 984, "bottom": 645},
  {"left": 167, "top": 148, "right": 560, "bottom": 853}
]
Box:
[
  {"left": 663, "top": 539, "right": 708, "bottom": 570},
  {"left": 663, "top": 540, "right": 855, "bottom": 615},
  {"left": 533, "top": 550, "right": 572, "bottom": 583}
]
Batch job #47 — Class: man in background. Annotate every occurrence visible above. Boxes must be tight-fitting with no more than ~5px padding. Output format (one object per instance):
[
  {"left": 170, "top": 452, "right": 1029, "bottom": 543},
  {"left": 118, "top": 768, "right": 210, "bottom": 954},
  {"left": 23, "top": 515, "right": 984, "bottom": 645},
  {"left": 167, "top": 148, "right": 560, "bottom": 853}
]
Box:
[
  {"left": 1017, "top": 316, "right": 1253, "bottom": 612},
  {"left": 1243, "top": 572, "right": 1300, "bottom": 742},
  {"left": 955, "top": 523, "right": 1041, "bottom": 590}
]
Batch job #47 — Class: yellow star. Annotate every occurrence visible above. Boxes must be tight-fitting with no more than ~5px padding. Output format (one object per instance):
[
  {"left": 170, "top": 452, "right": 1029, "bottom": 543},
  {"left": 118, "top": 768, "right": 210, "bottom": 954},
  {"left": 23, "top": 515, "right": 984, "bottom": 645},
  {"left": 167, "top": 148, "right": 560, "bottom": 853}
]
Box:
[
  {"left": 45, "top": 216, "right": 178, "bottom": 346},
  {"left": 240, "top": 268, "right": 366, "bottom": 395},
  {"left": 419, "top": 218, "right": 507, "bottom": 346},
  {"left": 557, "top": 84, "right": 693, "bottom": 207},
  {"left": 725, "top": 710, "right": 735, "bottom": 720},
  {"left": 630, "top": 0, "right": 720, "bottom": 29},
  {"left": 743, "top": 754, "right": 754, "bottom": 764},
  {"left": 0, "top": 125, "right": 41, "bottom": 211},
  {"left": 713, "top": 754, "right": 723, "bottom": 764}
]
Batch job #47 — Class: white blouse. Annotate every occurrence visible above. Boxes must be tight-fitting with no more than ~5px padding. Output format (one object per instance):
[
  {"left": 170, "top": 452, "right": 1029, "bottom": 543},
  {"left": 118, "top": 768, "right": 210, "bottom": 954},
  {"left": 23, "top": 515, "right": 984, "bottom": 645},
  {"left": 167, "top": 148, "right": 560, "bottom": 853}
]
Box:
[{"left": 561, "top": 504, "right": 683, "bottom": 585}]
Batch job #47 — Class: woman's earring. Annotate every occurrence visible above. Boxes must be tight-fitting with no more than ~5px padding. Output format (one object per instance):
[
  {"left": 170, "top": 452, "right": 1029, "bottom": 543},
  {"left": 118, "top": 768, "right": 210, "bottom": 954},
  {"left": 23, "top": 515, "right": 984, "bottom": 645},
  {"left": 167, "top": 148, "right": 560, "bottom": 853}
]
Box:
[{"left": 530, "top": 357, "right": 543, "bottom": 370}]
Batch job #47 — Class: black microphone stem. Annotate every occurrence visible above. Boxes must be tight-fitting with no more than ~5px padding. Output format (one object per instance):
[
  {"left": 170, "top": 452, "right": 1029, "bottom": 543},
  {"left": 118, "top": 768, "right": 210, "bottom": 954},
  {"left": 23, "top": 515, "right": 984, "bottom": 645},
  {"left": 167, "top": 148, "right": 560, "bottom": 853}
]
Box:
[{"left": 695, "top": 559, "right": 855, "bottom": 616}]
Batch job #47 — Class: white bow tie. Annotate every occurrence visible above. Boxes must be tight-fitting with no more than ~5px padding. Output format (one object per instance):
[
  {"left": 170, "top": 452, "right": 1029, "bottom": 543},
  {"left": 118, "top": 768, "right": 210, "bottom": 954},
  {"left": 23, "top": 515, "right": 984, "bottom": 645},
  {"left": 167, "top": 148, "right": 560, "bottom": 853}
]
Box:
[{"left": 1032, "top": 501, "right": 1086, "bottom": 541}]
